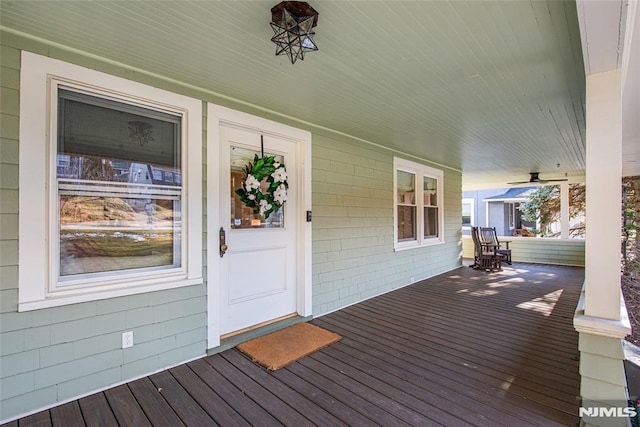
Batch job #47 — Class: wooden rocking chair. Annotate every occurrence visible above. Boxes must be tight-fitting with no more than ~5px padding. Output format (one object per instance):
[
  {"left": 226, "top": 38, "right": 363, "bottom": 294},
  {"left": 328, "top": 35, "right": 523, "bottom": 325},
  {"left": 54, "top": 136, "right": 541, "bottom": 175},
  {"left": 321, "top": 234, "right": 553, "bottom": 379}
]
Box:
[
  {"left": 471, "top": 226, "right": 502, "bottom": 271},
  {"left": 479, "top": 227, "right": 512, "bottom": 265}
]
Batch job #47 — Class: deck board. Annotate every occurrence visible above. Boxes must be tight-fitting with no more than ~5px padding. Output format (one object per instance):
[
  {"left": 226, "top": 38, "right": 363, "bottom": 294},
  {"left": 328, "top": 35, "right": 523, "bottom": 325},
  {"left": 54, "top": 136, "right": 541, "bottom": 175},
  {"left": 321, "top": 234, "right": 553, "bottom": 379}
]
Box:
[
  {"left": 77, "top": 393, "right": 118, "bottom": 427},
  {"left": 309, "top": 348, "right": 486, "bottom": 426},
  {"left": 188, "top": 358, "right": 281, "bottom": 426},
  {"left": 168, "top": 363, "right": 250, "bottom": 427},
  {"left": 49, "top": 401, "right": 83, "bottom": 427},
  {"left": 127, "top": 377, "right": 185, "bottom": 427},
  {"left": 204, "top": 354, "right": 314, "bottom": 427},
  {"left": 270, "top": 362, "right": 377, "bottom": 426},
  {"left": 5, "top": 263, "right": 583, "bottom": 427},
  {"left": 17, "top": 412, "right": 50, "bottom": 427},
  {"left": 288, "top": 357, "right": 417, "bottom": 426},
  {"left": 148, "top": 370, "right": 217, "bottom": 426},
  {"left": 103, "top": 384, "right": 151, "bottom": 427},
  {"left": 221, "top": 350, "right": 348, "bottom": 427}
]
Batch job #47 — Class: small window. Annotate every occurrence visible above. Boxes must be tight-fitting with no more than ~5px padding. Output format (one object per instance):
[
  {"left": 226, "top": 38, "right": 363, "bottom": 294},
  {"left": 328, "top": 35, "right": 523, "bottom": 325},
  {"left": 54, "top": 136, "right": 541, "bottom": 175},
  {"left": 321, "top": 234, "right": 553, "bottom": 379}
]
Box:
[
  {"left": 423, "top": 176, "right": 438, "bottom": 238},
  {"left": 394, "top": 157, "right": 444, "bottom": 250},
  {"left": 397, "top": 170, "right": 417, "bottom": 241},
  {"left": 462, "top": 198, "right": 474, "bottom": 228},
  {"left": 230, "top": 146, "right": 284, "bottom": 229},
  {"left": 507, "top": 202, "right": 516, "bottom": 230},
  {"left": 19, "top": 52, "right": 202, "bottom": 310}
]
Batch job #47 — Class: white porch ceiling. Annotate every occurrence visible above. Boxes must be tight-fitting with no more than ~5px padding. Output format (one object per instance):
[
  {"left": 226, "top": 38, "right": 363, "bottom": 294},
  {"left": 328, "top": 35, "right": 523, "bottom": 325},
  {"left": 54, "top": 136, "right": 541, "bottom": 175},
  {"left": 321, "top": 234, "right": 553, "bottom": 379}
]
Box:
[{"left": 1, "top": 1, "right": 637, "bottom": 188}]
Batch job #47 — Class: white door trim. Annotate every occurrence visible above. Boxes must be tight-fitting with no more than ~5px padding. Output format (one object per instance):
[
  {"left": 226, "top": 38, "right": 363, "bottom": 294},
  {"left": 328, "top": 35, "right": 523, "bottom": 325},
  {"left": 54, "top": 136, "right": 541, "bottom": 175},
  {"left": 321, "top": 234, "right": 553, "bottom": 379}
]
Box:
[{"left": 206, "top": 104, "right": 312, "bottom": 349}]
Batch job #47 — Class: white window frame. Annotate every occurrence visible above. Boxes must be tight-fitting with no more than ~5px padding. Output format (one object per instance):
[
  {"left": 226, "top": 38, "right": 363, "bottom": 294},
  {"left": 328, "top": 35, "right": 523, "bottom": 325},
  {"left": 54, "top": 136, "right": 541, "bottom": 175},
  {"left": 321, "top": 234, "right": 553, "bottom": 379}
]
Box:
[
  {"left": 507, "top": 202, "right": 516, "bottom": 230},
  {"left": 18, "top": 52, "right": 203, "bottom": 311},
  {"left": 393, "top": 157, "right": 444, "bottom": 251},
  {"left": 462, "top": 198, "right": 475, "bottom": 229}
]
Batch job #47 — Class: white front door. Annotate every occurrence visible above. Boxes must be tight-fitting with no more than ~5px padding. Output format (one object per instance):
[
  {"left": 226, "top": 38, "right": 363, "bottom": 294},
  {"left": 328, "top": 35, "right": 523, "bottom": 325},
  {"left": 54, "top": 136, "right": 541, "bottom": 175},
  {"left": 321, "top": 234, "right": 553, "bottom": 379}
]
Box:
[{"left": 218, "top": 124, "right": 298, "bottom": 335}]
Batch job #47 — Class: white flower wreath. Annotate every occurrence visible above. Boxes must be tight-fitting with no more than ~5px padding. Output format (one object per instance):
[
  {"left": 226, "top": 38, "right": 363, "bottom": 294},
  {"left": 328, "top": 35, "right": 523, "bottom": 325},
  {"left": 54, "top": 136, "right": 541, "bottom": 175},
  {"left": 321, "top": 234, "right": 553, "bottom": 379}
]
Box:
[{"left": 235, "top": 154, "right": 288, "bottom": 219}]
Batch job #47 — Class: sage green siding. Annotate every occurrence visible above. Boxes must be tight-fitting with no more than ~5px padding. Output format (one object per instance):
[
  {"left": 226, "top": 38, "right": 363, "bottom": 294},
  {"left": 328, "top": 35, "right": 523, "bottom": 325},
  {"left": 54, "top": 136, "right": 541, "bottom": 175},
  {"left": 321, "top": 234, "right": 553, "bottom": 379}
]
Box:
[
  {"left": 462, "top": 236, "right": 585, "bottom": 267},
  {"left": 0, "top": 31, "right": 463, "bottom": 421},
  {"left": 578, "top": 333, "right": 629, "bottom": 427},
  {"left": 312, "top": 134, "right": 462, "bottom": 315},
  {"left": 0, "top": 37, "right": 208, "bottom": 422}
]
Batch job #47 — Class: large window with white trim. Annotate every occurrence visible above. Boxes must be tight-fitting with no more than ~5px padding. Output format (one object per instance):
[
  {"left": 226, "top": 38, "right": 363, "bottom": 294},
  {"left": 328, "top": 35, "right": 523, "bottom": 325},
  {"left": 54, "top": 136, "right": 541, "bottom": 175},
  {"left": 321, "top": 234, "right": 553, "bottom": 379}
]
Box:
[
  {"left": 394, "top": 157, "right": 444, "bottom": 250},
  {"left": 57, "top": 89, "right": 183, "bottom": 280},
  {"left": 19, "top": 52, "right": 202, "bottom": 310}
]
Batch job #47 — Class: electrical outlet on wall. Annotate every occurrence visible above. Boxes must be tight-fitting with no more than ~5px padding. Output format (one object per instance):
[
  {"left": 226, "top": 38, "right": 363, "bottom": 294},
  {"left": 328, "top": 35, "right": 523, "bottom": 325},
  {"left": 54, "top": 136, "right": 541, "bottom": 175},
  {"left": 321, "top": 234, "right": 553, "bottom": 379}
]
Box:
[{"left": 122, "top": 331, "right": 133, "bottom": 349}]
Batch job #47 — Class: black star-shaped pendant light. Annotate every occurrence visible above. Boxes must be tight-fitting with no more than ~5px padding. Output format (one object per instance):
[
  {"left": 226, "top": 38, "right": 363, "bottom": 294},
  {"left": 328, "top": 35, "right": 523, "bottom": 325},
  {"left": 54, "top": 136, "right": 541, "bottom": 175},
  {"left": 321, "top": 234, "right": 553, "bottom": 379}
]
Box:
[{"left": 270, "top": 1, "right": 319, "bottom": 64}]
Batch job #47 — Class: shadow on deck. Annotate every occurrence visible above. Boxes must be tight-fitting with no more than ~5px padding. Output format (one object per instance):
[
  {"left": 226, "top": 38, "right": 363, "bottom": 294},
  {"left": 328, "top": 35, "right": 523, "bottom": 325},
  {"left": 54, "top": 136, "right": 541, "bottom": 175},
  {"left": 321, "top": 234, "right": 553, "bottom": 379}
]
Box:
[{"left": 7, "top": 263, "right": 584, "bottom": 426}]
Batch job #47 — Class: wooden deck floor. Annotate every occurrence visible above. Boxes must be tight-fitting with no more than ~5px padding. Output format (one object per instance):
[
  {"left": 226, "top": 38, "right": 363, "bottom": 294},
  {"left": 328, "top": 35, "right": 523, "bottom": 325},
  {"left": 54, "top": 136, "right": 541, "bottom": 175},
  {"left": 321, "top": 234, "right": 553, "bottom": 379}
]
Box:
[{"left": 7, "top": 263, "right": 583, "bottom": 426}]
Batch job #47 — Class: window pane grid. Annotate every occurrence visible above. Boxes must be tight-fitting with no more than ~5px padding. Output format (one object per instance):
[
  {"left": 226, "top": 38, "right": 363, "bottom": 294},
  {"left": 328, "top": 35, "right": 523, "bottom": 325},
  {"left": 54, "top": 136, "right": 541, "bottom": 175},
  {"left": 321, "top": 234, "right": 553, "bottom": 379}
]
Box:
[
  {"left": 397, "top": 170, "right": 416, "bottom": 205},
  {"left": 423, "top": 176, "right": 437, "bottom": 207},
  {"left": 394, "top": 158, "right": 443, "bottom": 248},
  {"left": 424, "top": 206, "right": 439, "bottom": 238},
  {"left": 397, "top": 206, "right": 416, "bottom": 241}
]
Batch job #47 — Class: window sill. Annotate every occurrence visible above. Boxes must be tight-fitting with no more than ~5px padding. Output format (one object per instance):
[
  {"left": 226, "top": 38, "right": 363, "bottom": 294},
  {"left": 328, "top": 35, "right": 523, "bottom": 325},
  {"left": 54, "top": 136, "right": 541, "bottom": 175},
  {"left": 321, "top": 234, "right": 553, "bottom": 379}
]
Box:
[
  {"left": 394, "top": 239, "right": 445, "bottom": 252},
  {"left": 18, "top": 276, "right": 203, "bottom": 312}
]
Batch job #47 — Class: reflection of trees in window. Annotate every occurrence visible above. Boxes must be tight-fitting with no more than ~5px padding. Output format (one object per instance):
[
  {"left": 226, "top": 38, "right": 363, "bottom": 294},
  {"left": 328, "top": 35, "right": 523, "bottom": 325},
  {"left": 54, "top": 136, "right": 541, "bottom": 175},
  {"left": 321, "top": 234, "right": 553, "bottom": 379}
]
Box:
[
  {"left": 518, "top": 184, "right": 586, "bottom": 238},
  {"left": 80, "top": 157, "right": 115, "bottom": 181}
]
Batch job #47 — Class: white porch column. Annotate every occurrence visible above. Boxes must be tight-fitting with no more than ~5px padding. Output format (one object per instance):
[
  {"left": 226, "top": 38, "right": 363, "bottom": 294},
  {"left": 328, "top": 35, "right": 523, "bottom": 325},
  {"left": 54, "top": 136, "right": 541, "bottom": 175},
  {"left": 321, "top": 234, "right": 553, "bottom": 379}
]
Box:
[
  {"left": 583, "top": 69, "right": 623, "bottom": 321},
  {"left": 560, "top": 182, "right": 570, "bottom": 239},
  {"left": 574, "top": 69, "right": 631, "bottom": 427}
]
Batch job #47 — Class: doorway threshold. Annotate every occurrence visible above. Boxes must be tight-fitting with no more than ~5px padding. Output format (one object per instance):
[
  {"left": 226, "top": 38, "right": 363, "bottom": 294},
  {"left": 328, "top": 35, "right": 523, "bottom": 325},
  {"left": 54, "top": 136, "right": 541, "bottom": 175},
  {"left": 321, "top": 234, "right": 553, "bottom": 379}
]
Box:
[{"left": 209, "top": 314, "right": 312, "bottom": 355}]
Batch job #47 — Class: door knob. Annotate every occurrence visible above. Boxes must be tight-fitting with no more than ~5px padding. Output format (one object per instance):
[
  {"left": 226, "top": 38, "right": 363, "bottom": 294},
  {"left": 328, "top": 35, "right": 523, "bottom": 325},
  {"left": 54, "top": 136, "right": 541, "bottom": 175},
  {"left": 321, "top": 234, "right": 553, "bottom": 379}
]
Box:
[{"left": 219, "top": 227, "right": 228, "bottom": 257}]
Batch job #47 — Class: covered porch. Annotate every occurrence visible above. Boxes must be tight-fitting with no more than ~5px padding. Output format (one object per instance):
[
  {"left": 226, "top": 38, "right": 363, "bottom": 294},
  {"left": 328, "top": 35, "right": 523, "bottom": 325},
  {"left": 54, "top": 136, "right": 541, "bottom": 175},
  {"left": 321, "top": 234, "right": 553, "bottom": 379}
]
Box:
[
  {"left": 1, "top": 1, "right": 638, "bottom": 424},
  {"left": 8, "top": 263, "right": 583, "bottom": 426}
]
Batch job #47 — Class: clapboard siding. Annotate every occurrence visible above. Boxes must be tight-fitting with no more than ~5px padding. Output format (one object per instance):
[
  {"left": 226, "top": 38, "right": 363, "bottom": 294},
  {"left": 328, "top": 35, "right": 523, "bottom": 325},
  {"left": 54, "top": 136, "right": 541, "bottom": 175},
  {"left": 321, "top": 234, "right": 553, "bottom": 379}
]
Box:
[
  {"left": 312, "top": 133, "right": 462, "bottom": 315},
  {"left": 462, "top": 235, "right": 585, "bottom": 267},
  {"left": 0, "top": 40, "right": 208, "bottom": 422}
]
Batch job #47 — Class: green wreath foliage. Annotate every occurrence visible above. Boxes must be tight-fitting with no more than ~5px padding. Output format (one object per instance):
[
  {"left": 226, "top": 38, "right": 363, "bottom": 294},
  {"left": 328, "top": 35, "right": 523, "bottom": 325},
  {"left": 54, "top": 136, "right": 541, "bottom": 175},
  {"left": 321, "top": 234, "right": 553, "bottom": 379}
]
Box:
[{"left": 235, "top": 154, "right": 288, "bottom": 220}]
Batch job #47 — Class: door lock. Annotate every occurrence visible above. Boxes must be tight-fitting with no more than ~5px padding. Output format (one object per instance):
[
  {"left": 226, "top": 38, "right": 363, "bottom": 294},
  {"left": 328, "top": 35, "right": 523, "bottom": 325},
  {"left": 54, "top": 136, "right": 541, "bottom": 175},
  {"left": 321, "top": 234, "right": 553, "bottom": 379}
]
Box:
[{"left": 219, "top": 227, "right": 228, "bottom": 257}]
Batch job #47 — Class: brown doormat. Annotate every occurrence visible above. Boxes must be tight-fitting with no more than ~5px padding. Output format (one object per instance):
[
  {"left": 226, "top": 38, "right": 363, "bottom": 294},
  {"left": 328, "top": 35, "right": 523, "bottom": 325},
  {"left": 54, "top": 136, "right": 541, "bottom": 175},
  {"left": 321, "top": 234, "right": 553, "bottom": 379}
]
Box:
[{"left": 236, "top": 322, "right": 341, "bottom": 371}]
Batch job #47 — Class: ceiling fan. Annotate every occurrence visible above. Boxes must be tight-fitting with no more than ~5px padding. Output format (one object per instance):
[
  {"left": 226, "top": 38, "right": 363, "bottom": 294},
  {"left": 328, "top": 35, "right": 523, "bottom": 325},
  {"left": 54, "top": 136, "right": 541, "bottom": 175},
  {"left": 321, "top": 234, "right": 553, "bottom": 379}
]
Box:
[{"left": 507, "top": 172, "right": 568, "bottom": 185}]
